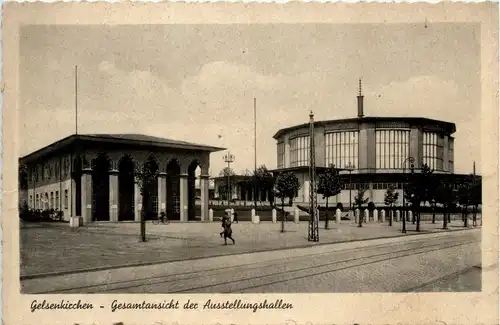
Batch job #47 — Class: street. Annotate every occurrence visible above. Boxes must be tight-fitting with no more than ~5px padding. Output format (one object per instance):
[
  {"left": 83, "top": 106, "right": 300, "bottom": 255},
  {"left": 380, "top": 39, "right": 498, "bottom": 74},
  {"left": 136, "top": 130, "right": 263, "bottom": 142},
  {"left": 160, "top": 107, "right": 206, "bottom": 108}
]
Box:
[{"left": 22, "top": 229, "right": 480, "bottom": 293}]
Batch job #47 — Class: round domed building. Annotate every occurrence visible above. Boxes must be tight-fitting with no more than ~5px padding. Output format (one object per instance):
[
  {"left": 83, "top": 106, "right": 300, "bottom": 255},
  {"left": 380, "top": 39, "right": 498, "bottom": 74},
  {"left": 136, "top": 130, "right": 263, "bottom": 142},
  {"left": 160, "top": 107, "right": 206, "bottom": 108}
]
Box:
[{"left": 272, "top": 83, "right": 476, "bottom": 209}]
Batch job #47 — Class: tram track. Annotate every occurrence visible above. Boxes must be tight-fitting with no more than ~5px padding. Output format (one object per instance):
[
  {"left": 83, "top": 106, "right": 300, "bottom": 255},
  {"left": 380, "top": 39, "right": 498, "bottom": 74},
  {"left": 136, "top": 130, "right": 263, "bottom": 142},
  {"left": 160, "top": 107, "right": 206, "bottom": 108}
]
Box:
[{"left": 31, "top": 234, "right": 479, "bottom": 294}]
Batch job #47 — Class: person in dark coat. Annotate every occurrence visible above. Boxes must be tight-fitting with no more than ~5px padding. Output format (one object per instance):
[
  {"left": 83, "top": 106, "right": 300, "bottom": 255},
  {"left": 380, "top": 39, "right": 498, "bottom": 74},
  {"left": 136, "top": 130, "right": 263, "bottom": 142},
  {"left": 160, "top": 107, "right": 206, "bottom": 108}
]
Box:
[
  {"left": 221, "top": 212, "right": 235, "bottom": 245},
  {"left": 233, "top": 211, "right": 239, "bottom": 223}
]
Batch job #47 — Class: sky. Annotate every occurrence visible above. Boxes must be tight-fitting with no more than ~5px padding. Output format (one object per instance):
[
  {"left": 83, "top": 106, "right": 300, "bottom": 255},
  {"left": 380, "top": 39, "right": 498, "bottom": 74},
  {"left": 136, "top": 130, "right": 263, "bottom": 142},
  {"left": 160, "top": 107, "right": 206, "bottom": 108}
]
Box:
[{"left": 19, "top": 23, "right": 481, "bottom": 175}]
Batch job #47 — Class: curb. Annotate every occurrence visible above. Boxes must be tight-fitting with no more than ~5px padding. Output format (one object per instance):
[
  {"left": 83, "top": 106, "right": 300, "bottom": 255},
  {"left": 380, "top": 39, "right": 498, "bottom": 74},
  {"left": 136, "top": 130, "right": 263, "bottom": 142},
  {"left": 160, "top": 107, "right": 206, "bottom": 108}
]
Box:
[{"left": 20, "top": 227, "right": 479, "bottom": 281}]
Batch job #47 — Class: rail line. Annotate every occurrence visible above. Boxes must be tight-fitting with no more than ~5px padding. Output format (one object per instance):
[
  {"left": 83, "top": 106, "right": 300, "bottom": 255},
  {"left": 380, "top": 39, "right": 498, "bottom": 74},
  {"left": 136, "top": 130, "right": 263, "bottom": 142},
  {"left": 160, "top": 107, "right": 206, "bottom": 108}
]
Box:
[{"left": 31, "top": 234, "right": 479, "bottom": 294}]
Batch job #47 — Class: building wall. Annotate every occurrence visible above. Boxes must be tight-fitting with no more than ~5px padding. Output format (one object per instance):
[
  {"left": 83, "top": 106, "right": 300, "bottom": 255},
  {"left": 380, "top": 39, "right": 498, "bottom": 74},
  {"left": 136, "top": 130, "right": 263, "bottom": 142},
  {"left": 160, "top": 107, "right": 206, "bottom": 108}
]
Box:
[{"left": 276, "top": 119, "right": 453, "bottom": 173}]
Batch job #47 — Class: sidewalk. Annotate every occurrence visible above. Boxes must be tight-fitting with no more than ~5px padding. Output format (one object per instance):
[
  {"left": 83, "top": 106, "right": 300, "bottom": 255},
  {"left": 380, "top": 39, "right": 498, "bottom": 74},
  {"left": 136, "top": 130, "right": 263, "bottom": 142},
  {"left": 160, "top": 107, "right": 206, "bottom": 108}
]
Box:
[{"left": 20, "top": 220, "right": 479, "bottom": 279}]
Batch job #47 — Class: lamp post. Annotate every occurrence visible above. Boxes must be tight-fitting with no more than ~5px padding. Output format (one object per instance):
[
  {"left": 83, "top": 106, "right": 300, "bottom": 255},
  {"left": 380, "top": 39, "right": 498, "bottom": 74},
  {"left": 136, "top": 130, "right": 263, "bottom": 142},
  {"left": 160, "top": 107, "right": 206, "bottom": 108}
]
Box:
[
  {"left": 402, "top": 156, "right": 415, "bottom": 234},
  {"left": 223, "top": 152, "right": 235, "bottom": 206},
  {"left": 345, "top": 162, "right": 356, "bottom": 215}
]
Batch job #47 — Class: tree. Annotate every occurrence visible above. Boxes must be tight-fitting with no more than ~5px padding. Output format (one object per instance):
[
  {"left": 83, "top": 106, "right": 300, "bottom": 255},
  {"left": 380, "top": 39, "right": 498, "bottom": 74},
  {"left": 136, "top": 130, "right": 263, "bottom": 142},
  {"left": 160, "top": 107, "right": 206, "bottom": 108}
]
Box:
[
  {"left": 354, "top": 187, "right": 369, "bottom": 227},
  {"left": 135, "top": 157, "right": 159, "bottom": 242},
  {"left": 219, "top": 167, "right": 235, "bottom": 177},
  {"left": 254, "top": 165, "right": 273, "bottom": 204},
  {"left": 19, "top": 164, "right": 29, "bottom": 191},
  {"left": 457, "top": 178, "right": 473, "bottom": 227},
  {"left": 404, "top": 164, "right": 434, "bottom": 232},
  {"left": 219, "top": 167, "right": 236, "bottom": 204},
  {"left": 384, "top": 185, "right": 399, "bottom": 226},
  {"left": 470, "top": 177, "right": 481, "bottom": 227},
  {"left": 435, "top": 182, "right": 457, "bottom": 230},
  {"left": 317, "top": 165, "right": 343, "bottom": 229},
  {"left": 274, "top": 171, "right": 301, "bottom": 233}
]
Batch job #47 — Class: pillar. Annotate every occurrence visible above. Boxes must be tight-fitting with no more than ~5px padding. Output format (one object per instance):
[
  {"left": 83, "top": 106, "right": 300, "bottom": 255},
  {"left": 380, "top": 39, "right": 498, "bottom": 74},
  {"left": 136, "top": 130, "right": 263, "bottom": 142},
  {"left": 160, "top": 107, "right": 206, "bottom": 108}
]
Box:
[
  {"left": 109, "top": 170, "right": 119, "bottom": 222},
  {"left": 200, "top": 175, "right": 209, "bottom": 222},
  {"left": 396, "top": 210, "right": 400, "bottom": 222},
  {"left": 373, "top": 209, "right": 378, "bottom": 223},
  {"left": 71, "top": 178, "right": 77, "bottom": 218},
  {"left": 157, "top": 172, "right": 167, "bottom": 215},
  {"left": 81, "top": 169, "right": 93, "bottom": 224},
  {"left": 272, "top": 208, "right": 277, "bottom": 223},
  {"left": 294, "top": 207, "right": 300, "bottom": 223},
  {"left": 355, "top": 209, "right": 360, "bottom": 223},
  {"left": 134, "top": 182, "right": 142, "bottom": 222},
  {"left": 336, "top": 208, "right": 341, "bottom": 223},
  {"left": 209, "top": 208, "right": 213, "bottom": 222},
  {"left": 179, "top": 174, "right": 189, "bottom": 222},
  {"left": 381, "top": 209, "right": 386, "bottom": 223},
  {"left": 364, "top": 209, "right": 369, "bottom": 223}
]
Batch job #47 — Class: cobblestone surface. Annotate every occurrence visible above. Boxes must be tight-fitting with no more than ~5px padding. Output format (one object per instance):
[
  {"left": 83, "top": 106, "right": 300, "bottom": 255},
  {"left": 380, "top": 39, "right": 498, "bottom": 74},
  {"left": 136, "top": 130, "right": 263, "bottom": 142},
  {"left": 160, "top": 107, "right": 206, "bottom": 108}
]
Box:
[
  {"left": 20, "top": 220, "right": 478, "bottom": 278},
  {"left": 21, "top": 229, "right": 481, "bottom": 293}
]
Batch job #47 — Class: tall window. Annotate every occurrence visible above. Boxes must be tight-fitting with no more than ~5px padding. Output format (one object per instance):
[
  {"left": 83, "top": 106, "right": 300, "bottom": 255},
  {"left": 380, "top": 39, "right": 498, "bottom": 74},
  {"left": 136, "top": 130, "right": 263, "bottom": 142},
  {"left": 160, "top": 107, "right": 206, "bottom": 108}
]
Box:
[
  {"left": 376, "top": 129, "right": 410, "bottom": 169},
  {"left": 64, "top": 189, "right": 69, "bottom": 209},
  {"left": 325, "top": 131, "right": 359, "bottom": 168},
  {"left": 423, "top": 132, "right": 444, "bottom": 170},
  {"left": 277, "top": 142, "right": 285, "bottom": 168},
  {"left": 36, "top": 194, "right": 39, "bottom": 209},
  {"left": 289, "top": 136, "right": 310, "bottom": 167},
  {"left": 55, "top": 191, "right": 59, "bottom": 209},
  {"left": 29, "top": 195, "right": 33, "bottom": 208},
  {"left": 50, "top": 192, "right": 54, "bottom": 209},
  {"left": 448, "top": 137, "right": 454, "bottom": 172}
]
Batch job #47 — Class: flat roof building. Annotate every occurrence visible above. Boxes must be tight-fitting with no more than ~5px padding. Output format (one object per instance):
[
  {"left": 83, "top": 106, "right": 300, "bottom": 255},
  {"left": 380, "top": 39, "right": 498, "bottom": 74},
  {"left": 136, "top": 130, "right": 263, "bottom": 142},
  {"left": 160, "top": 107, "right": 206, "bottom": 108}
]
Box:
[
  {"left": 272, "top": 81, "right": 478, "bottom": 208},
  {"left": 19, "top": 133, "right": 225, "bottom": 223}
]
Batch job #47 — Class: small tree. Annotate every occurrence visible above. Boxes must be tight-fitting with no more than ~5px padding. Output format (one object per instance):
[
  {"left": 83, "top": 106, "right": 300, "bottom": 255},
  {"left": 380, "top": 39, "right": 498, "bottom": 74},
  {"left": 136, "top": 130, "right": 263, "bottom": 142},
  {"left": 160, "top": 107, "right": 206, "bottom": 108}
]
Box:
[
  {"left": 470, "top": 177, "right": 481, "bottom": 227},
  {"left": 19, "top": 164, "right": 29, "bottom": 191},
  {"left": 354, "top": 187, "right": 369, "bottom": 227},
  {"left": 317, "top": 165, "right": 343, "bottom": 229},
  {"left": 135, "top": 157, "right": 159, "bottom": 242},
  {"left": 384, "top": 185, "right": 399, "bottom": 226},
  {"left": 435, "top": 183, "right": 457, "bottom": 230},
  {"left": 254, "top": 165, "right": 273, "bottom": 204},
  {"left": 274, "top": 171, "right": 301, "bottom": 233}
]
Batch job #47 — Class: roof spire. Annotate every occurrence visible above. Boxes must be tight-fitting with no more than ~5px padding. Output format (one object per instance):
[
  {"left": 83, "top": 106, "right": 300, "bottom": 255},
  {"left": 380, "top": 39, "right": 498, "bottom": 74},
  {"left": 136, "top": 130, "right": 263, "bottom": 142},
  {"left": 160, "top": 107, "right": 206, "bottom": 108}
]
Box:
[{"left": 357, "top": 78, "right": 364, "bottom": 118}]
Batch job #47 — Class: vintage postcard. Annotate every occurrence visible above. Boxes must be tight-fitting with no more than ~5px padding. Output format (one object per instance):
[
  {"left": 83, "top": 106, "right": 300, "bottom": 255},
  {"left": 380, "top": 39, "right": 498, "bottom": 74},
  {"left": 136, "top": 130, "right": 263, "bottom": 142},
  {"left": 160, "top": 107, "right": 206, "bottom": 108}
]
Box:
[{"left": 2, "top": 2, "right": 499, "bottom": 325}]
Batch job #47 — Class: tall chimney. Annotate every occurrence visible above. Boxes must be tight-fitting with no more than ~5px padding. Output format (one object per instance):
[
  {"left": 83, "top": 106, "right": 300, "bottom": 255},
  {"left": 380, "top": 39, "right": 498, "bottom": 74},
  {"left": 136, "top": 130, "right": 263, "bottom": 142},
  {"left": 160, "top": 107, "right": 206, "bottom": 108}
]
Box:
[{"left": 357, "top": 78, "right": 364, "bottom": 118}]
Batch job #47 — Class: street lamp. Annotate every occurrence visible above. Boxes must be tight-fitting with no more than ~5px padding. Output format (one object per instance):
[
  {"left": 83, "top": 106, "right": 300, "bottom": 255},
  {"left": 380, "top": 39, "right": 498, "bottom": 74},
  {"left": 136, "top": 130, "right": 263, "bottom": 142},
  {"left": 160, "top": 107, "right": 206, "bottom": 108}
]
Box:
[
  {"left": 345, "top": 162, "right": 356, "bottom": 217},
  {"left": 402, "top": 156, "right": 415, "bottom": 234},
  {"left": 223, "top": 152, "right": 235, "bottom": 206}
]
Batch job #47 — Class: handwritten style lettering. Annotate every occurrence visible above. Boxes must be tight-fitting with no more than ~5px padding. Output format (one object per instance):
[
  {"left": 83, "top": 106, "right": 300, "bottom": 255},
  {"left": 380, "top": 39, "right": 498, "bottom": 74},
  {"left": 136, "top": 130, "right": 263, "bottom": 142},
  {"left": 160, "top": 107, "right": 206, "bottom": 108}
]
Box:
[
  {"left": 30, "top": 300, "right": 93, "bottom": 313},
  {"left": 111, "top": 299, "right": 180, "bottom": 312},
  {"left": 202, "top": 298, "right": 293, "bottom": 312}
]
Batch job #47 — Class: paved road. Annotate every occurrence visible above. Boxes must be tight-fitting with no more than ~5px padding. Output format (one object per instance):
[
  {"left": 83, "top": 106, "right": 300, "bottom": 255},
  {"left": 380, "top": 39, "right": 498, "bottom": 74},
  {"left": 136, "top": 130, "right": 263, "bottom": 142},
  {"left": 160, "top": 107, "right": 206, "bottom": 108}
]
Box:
[{"left": 22, "top": 229, "right": 480, "bottom": 294}]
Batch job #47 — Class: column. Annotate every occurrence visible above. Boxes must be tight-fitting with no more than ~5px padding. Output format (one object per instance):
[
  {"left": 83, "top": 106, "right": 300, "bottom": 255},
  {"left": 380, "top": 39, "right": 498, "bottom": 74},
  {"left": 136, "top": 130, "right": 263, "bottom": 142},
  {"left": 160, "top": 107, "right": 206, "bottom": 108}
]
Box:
[
  {"left": 109, "top": 170, "right": 119, "bottom": 222},
  {"left": 200, "top": 175, "right": 209, "bottom": 222},
  {"left": 134, "top": 182, "right": 142, "bottom": 222},
  {"left": 158, "top": 172, "right": 167, "bottom": 214},
  {"left": 81, "top": 169, "right": 93, "bottom": 224},
  {"left": 71, "top": 178, "right": 77, "bottom": 218},
  {"left": 179, "top": 174, "right": 189, "bottom": 222},
  {"left": 284, "top": 135, "right": 290, "bottom": 168},
  {"left": 410, "top": 127, "right": 421, "bottom": 169}
]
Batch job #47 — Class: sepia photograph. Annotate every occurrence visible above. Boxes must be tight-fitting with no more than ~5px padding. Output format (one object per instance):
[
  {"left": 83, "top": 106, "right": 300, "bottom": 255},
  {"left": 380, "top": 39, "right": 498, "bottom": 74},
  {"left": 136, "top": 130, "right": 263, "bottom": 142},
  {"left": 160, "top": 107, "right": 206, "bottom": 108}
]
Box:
[
  {"left": 17, "top": 22, "right": 485, "bottom": 294},
  {"left": 2, "top": 3, "right": 498, "bottom": 325}
]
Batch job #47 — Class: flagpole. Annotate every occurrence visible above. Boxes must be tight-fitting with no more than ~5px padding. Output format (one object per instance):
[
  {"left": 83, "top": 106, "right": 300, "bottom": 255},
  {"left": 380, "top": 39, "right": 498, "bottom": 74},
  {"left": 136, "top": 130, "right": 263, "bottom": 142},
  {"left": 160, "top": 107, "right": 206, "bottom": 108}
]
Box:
[
  {"left": 254, "top": 97, "right": 257, "bottom": 208},
  {"left": 75, "top": 65, "right": 78, "bottom": 135}
]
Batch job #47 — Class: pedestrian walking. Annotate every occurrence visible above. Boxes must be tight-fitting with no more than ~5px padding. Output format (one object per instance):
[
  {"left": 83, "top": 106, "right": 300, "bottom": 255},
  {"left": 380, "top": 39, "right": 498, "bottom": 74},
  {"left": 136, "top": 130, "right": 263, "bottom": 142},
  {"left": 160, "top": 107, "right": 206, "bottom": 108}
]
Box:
[
  {"left": 220, "top": 211, "right": 235, "bottom": 245},
  {"left": 233, "top": 211, "right": 239, "bottom": 223},
  {"left": 220, "top": 214, "right": 228, "bottom": 238}
]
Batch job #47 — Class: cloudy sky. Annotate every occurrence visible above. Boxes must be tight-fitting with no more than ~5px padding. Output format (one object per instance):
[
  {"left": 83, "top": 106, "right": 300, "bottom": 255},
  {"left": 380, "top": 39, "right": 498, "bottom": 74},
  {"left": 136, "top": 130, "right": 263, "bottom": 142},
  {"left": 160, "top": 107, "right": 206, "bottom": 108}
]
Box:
[{"left": 19, "top": 23, "right": 480, "bottom": 175}]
